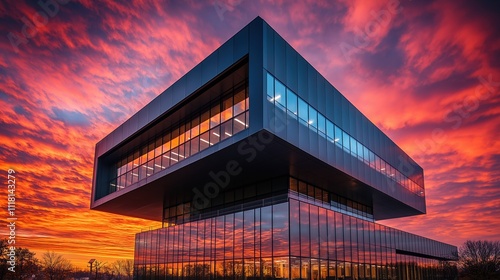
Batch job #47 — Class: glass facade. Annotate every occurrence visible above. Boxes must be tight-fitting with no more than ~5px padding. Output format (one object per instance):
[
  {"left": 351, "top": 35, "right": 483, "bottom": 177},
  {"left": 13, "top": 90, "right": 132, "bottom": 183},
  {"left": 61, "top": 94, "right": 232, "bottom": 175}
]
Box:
[
  {"left": 136, "top": 202, "right": 456, "bottom": 280},
  {"left": 134, "top": 178, "right": 457, "bottom": 280},
  {"left": 107, "top": 80, "right": 249, "bottom": 196},
  {"left": 266, "top": 73, "right": 424, "bottom": 197}
]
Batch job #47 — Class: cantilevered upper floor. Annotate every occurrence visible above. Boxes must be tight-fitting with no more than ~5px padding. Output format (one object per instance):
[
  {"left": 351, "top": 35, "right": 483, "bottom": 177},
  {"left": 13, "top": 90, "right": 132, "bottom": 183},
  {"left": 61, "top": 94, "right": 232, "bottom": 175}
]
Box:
[{"left": 91, "top": 17, "right": 426, "bottom": 221}]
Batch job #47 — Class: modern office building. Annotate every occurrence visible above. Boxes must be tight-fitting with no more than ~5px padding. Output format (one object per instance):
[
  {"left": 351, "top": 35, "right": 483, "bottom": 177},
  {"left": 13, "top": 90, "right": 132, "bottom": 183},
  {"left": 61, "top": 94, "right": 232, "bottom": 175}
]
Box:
[{"left": 91, "top": 17, "right": 458, "bottom": 279}]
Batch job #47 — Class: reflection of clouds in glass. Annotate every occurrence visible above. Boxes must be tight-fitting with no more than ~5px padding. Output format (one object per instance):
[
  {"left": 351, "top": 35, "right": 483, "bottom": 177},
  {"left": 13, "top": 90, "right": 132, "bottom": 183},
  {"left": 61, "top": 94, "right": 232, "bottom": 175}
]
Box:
[
  {"left": 273, "top": 203, "right": 289, "bottom": 256},
  {"left": 136, "top": 199, "right": 457, "bottom": 278}
]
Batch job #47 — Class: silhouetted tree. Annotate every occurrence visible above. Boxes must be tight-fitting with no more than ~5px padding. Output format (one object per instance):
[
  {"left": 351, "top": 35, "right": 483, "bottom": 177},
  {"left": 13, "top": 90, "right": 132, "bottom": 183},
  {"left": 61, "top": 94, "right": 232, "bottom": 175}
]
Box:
[
  {"left": 41, "top": 251, "right": 73, "bottom": 280},
  {"left": 459, "top": 240, "right": 500, "bottom": 279},
  {"left": 0, "top": 239, "right": 40, "bottom": 280},
  {"left": 92, "top": 260, "right": 107, "bottom": 280},
  {"left": 110, "top": 259, "right": 133, "bottom": 279},
  {"left": 0, "top": 239, "right": 10, "bottom": 280},
  {"left": 122, "top": 259, "right": 134, "bottom": 279},
  {"left": 9, "top": 248, "right": 39, "bottom": 279}
]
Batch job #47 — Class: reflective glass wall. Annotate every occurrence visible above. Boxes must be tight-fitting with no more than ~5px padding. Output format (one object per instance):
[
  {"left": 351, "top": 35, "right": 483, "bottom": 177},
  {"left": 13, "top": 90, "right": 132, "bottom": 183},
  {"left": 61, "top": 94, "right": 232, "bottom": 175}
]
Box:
[
  {"left": 136, "top": 202, "right": 290, "bottom": 280},
  {"left": 135, "top": 187, "right": 457, "bottom": 280}
]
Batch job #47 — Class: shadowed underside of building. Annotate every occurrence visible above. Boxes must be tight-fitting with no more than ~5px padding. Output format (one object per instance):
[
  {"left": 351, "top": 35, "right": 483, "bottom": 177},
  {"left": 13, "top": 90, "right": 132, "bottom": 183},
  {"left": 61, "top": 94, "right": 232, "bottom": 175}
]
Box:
[{"left": 91, "top": 17, "right": 458, "bottom": 280}]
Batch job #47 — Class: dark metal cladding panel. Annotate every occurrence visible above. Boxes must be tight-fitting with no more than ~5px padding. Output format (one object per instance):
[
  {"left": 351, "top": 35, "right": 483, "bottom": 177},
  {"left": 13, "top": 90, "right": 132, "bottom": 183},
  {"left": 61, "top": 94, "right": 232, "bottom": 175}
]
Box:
[
  {"left": 297, "top": 55, "right": 308, "bottom": 101},
  {"left": 233, "top": 24, "right": 249, "bottom": 61},
  {"left": 317, "top": 75, "right": 326, "bottom": 116},
  {"left": 325, "top": 85, "right": 334, "bottom": 120},
  {"left": 147, "top": 95, "right": 162, "bottom": 124},
  {"left": 201, "top": 52, "right": 218, "bottom": 84},
  {"left": 217, "top": 38, "right": 234, "bottom": 72},
  {"left": 286, "top": 43, "right": 298, "bottom": 92},
  {"left": 307, "top": 64, "right": 317, "bottom": 109},
  {"left": 263, "top": 22, "right": 274, "bottom": 73},
  {"left": 273, "top": 32, "right": 286, "bottom": 83},
  {"left": 185, "top": 63, "right": 201, "bottom": 100},
  {"left": 248, "top": 17, "right": 264, "bottom": 136}
]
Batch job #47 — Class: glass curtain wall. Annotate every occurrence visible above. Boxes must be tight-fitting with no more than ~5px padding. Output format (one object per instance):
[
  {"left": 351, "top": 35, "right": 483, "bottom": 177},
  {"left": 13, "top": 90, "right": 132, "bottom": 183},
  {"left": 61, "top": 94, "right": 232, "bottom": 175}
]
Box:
[{"left": 135, "top": 192, "right": 457, "bottom": 279}]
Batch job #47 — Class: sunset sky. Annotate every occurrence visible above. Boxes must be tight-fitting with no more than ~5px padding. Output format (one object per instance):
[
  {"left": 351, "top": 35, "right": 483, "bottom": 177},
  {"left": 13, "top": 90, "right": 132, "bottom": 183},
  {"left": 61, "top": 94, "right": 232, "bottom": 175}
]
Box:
[{"left": 1, "top": 0, "right": 499, "bottom": 269}]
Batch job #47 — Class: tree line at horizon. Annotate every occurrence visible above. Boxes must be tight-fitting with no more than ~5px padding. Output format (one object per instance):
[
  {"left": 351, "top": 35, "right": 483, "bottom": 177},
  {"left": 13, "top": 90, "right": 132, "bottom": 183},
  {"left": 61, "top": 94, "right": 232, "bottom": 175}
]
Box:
[{"left": 0, "top": 239, "right": 133, "bottom": 280}]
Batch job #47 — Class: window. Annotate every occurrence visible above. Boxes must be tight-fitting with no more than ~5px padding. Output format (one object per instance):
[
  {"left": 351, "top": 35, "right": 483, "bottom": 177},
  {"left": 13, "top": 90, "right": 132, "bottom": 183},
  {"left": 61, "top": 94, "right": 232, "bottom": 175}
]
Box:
[
  {"left": 334, "top": 126, "right": 343, "bottom": 148},
  {"left": 210, "top": 127, "right": 221, "bottom": 145},
  {"left": 200, "top": 111, "right": 210, "bottom": 134},
  {"left": 343, "top": 133, "right": 350, "bottom": 152},
  {"left": 234, "top": 89, "right": 246, "bottom": 115},
  {"left": 350, "top": 137, "right": 358, "bottom": 157},
  {"left": 326, "top": 120, "right": 334, "bottom": 141},
  {"left": 200, "top": 132, "right": 210, "bottom": 150},
  {"left": 191, "top": 117, "right": 200, "bottom": 138},
  {"left": 221, "top": 96, "right": 233, "bottom": 123},
  {"left": 109, "top": 80, "right": 249, "bottom": 193},
  {"left": 298, "top": 99, "right": 308, "bottom": 124},
  {"left": 363, "top": 146, "right": 369, "bottom": 164},
  {"left": 233, "top": 112, "right": 247, "bottom": 134},
  {"left": 220, "top": 120, "right": 233, "bottom": 141},
  {"left": 275, "top": 80, "right": 286, "bottom": 109},
  {"left": 318, "top": 113, "right": 326, "bottom": 134},
  {"left": 266, "top": 73, "right": 274, "bottom": 101},
  {"left": 308, "top": 106, "right": 318, "bottom": 129},
  {"left": 210, "top": 106, "right": 220, "bottom": 128},
  {"left": 287, "top": 89, "right": 298, "bottom": 116},
  {"left": 357, "top": 141, "right": 363, "bottom": 161}
]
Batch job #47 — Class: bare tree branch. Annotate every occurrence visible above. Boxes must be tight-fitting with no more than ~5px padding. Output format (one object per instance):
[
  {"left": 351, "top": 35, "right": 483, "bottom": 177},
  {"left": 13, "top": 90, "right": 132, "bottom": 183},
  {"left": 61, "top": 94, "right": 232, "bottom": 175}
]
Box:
[
  {"left": 41, "top": 251, "right": 73, "bottom": 280},
  {"left": 459, "top": 240, "right": 500, "bottom": 280}
]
